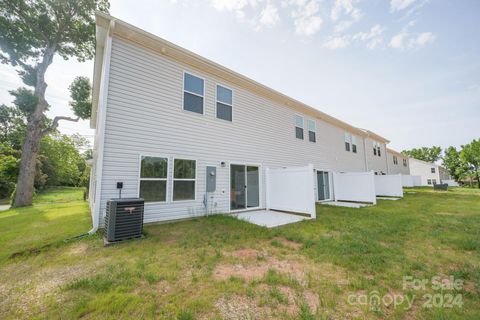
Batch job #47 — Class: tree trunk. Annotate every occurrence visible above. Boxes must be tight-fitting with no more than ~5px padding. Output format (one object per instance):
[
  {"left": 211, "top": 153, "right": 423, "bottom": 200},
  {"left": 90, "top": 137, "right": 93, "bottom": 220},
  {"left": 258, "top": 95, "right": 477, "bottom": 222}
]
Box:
[
  {"left": 13, "top": 46, "right": 54, "bottom": 207},
  {"left": 13, "top": 120, "right": 43, "bottom": 206}
]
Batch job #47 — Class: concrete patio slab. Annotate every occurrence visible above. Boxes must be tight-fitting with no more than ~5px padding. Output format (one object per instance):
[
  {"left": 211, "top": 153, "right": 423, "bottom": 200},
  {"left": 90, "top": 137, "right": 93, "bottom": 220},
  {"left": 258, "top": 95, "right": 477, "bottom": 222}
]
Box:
[
  {"left": 233, "top": 210, "right": 308, "bottom": 228},
  {"left": 376, "top": 197, "right": 401, "bottom": 200}
]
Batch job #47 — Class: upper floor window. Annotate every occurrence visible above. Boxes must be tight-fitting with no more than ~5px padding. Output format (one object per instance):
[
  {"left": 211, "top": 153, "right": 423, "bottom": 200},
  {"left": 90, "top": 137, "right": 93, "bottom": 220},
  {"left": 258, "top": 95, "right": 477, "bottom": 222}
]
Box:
[
  {"left": 295, "top": 115, "right": 304, "bottom": 140},
  {"left": 373, "top": 141, "right": 381, "bottom": 157},
  {"left": 351, "top": 135, "right": 357, "bottom": 153},
  {"left": 403, "top": 159, "right": 407, "bottom": 167},
  {"left": 139, "top": 156, "right": 168, "bottom": 202},
  {"left": 393, "top": 156, "right": 398, "bottom": 165},
  {"left": 431, "top": 167, "right": 436, "bottom": 173},
  {"left": 307, "top": 119, "right": 316, "bottom": 142},
  {"left": 345, "top": 133, "right": 351, "bottom": 152},
  {"left": 183, "top": 72, "right": 204, "bottom": 114},
  {"left": 216, "top": 85, "right": 233, "bottom": 121}
]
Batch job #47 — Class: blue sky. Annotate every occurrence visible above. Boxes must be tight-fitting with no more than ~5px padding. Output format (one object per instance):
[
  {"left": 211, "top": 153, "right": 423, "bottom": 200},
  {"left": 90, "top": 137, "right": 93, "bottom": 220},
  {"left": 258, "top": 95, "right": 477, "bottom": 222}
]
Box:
[{"left": 0, "top": 0, "right": 479, "bottom": 151}]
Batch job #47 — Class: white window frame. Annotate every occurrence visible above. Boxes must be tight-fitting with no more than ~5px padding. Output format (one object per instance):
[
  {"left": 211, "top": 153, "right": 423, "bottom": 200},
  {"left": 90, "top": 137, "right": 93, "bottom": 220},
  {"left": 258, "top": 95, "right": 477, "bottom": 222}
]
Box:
[
  {"left": 137, "top": 154, "right": 169, "bottom": 204},
  {"left": 182, "top": 71, "right": 205, "bottom": 115},
  {"left": 373, "top": 141, "right": 377, "bottom": 156},
  {"left": 172, "top": 157, "right": 197, "bottom": 202},
  {"left": 345, "top": 132, "right": 351, "bottom": 152},
  {"left": 351, "top": 135, "right": 357, "bottom": 153},
  {"left": 295, "top": 114, "right": 304, "bottom": 140},
  {"left": 403, "top": 159, "right": 407, "bottom": 167},
  {"left": 393, "top": 155, "right": 398, "bottom": 165},
  {"left": 307, "top": 119, "right": 316, "bottom": 143},
  {"left": 215, "top": 83, "right": 234, "bottom": 122}
]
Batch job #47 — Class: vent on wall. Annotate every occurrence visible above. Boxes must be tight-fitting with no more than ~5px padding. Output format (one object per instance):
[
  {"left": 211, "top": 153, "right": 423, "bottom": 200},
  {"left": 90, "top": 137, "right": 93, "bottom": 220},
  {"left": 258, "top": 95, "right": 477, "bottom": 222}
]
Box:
[{"left": 104, "top": 198, "right": 144, "bottom": 244}]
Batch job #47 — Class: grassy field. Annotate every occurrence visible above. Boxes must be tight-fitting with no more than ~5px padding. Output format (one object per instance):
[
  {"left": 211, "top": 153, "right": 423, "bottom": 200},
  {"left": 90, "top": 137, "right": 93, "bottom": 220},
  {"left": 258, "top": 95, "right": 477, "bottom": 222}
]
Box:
[{"left": 0, "top": 187, "right": 479, "bottom": 319}]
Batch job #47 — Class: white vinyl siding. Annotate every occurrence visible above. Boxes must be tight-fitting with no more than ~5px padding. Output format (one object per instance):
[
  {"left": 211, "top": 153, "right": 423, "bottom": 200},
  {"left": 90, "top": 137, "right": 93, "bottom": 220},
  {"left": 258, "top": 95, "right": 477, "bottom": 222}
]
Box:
[{"left": 95, "top": 37, "right": 370, "bottom": 224}]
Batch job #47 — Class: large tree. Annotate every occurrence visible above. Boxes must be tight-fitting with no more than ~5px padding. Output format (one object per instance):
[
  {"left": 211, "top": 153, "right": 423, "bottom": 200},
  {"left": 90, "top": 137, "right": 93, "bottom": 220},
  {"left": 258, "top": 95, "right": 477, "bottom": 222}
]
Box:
[
  {"left": 0, "top": 0, "right": 109, "bottom": 206},
  {"left": 442, "top": 146, "right": 468, "bottom": 182},
  {"left": 461, "top": 139, "right": 480, "bottom": 188},
  {"left": 402, "top": 146, "right": 442, "bottom": 163}
]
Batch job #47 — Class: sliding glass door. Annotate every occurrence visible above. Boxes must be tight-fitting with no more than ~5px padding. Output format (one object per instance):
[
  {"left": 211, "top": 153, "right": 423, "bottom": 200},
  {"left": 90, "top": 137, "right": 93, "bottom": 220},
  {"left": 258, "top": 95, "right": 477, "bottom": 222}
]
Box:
[
  {"left": 317, "top": 171, "right": 330, "bottom": 201},
  {"left": 231, "top": 164, "right": 260, "bottom": 210}
]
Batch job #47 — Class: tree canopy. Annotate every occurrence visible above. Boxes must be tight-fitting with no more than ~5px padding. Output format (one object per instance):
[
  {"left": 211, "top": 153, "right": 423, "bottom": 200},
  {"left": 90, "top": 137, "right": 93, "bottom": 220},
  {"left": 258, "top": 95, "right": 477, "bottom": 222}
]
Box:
[{"left": 402, "top": 146, "right": 442, "bottom": 163}]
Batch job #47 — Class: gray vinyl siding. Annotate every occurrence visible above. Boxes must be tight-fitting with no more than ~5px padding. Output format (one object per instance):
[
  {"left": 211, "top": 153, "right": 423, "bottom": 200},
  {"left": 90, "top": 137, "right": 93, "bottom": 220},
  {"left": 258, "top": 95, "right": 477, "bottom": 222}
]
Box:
[
  {"left": 96, "top": 37, "right": 368, "bottom": 224},
  {"left": 365, "top": 137, "right": 388, "bottom": 174},
  {"left": 387, "top": 152, "right": 410, "bottom": 175}
]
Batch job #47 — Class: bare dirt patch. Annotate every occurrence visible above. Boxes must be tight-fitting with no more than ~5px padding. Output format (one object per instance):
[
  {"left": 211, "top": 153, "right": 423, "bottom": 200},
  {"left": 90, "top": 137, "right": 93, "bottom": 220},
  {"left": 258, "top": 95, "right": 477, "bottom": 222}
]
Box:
[
  {"left": 233, "top": 248, "right": 261, "bottom": 259},
  {"left": 214, "top": 250, "right": 349, "bottom": 287},
  {"left": 215, "top": 294, "right": 265, "bottom": 320},
  {"left": 66, "top": 242, "right": 88, "bottom": 256}
]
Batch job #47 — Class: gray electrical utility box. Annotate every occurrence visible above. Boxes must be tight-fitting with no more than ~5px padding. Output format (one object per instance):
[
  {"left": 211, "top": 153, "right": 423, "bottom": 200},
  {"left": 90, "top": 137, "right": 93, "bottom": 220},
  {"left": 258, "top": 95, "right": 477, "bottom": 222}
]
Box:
[{"left": 206, "top": 166, "right": 216, "bottom": 192}]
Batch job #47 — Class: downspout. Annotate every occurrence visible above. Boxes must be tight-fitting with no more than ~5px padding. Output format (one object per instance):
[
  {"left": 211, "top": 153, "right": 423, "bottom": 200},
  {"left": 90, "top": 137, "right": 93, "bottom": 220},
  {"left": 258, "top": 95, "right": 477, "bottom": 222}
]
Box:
[
  {"left": 363, "top": 137, "right": 369, "bottom": 171},
  {"left": 385, "top": 144, "right": 389, "bottom": 174},
  {"left": 90, "top": 19, "right": 115, "bottom": 234}
]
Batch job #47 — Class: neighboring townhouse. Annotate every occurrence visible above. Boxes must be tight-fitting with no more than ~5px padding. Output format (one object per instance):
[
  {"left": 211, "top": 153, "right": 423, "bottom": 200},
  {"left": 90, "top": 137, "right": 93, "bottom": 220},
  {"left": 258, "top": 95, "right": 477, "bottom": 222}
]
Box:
[
  {"left": 408, "top": 158, "right": 442, "bottom": 185},
  {"left": 386, "top": 148, "right": 410, "bottom": 175},
  {"left": 88, "top": 13, "right": 390, "bottom": 227},
  {"left": 360, "top": 130, "right": 390, "bottom": 175}
]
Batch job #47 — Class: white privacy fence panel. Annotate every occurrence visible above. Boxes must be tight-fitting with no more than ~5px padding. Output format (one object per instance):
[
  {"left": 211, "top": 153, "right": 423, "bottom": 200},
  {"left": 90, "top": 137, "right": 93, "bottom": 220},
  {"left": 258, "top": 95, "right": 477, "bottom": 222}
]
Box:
[
  {"left": 443, "top": 180, "right": 459, "bottom": 187},
  {"left": 333, "top": 171, "right": 376, "bottom": 204},
  {"left": 401, "top": 175, "right": 414, "bottom": 187},
  {"left": 375, "top": 174, "right": 404, "bottom": 197},
  {"left": 401, "top": 175, "right": 422, "bottom": 187},
  {"left": 266, "top": 164, "right": 316, "bottom": 218}
]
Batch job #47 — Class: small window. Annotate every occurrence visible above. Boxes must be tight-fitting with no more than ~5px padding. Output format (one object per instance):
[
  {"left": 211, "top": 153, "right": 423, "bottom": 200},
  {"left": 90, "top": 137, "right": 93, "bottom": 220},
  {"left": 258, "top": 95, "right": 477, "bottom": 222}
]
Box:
[
  {"left": 295, "top": 115, "right": 304, "bottom": 140},
  {"left": 173, "top": 159, "right": 196, "bottom": 201},
  {"left": 139, "top": 156, "right": 168, "bottom": 202},
  {"left": 403, "top": 159, "right": 407, "bottom": 167},
  {"left": 432, "top": 179, "right": 437, "bottom": 185},
  {"left": 431, "top": 168, "right": 436, "bottom": 173},
  {"left": 183, "top": 72, "right": 204, "bottom": 114},
  {"left": 373, "top": 141, "right": 377, "bottom": 156},
  {"left": 427, "top": 179, "right": 432, "bottom": 185},
  {"left": 377, "top": 144, "right": 381, "bottom": 157},
  {"left": 345, "top": 133, "right": 351, "bottom": 152},
  {"left": 393, "top": 156, "right": 398, "bottom": 165},
  {"left": 216, "top": 85, "right": 233, "bottom": 121},
  {"left": 308, "top": 119, "right": 316, "bottom": 142},
  {"left": 351, "top": 135, "right": 357, "bottom": 153}
]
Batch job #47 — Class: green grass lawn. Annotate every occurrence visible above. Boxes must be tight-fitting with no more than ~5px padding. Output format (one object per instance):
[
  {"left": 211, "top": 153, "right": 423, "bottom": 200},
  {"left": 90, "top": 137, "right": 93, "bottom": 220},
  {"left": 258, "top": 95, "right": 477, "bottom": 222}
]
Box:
[{"left": 0, "top": 187, "right": 479, "bottom": 319}]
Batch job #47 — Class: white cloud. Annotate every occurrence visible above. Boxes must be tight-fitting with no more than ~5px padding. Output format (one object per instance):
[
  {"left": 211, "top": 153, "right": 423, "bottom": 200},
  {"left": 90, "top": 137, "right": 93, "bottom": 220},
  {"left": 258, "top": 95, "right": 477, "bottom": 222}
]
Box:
[
  {"left": 330, "top": 0, "right": 362, "bottom": 33},
  {"left": 390, "top": 0, "right": 418, "bottom": 12},
  {"left": 331, "top": 0, "right": 361, "bottom": 21},
  {"left": 416, "top": 32, "right": 435, "bottom": 46},
  {"left": 389, "top": 32, "right": 407, "bottom": 49},
  {"left": 353, "top": 24, "right": 384, "bottom": 49},
  {"left": 353, "top": 24, "right": 383, "bottom": 41},
  {"left": 291, "top": 0, "right": 323, "bottom": 36},
  {"left": 259, "top": 3, "right": 280, "bottom": 27},
  {"left": 324, "top": 35, "right": 350, "bottom": 49},
  {"left": 389, "top": 30, "right": 435, "bottom": 50},
  {"left": 211, "top": 0, "right": 249, "bottom": 11},
  {"left": 324, "top": 24, "right": 384, "bottom": 50}
]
